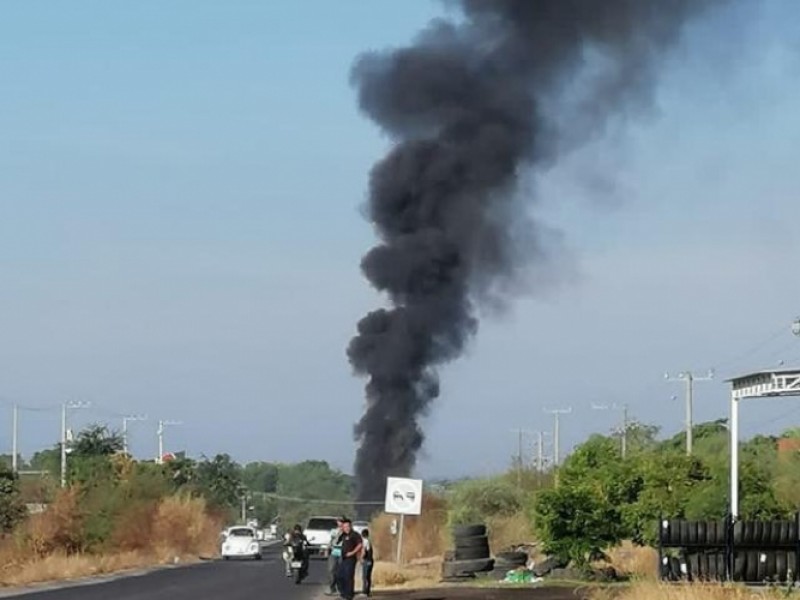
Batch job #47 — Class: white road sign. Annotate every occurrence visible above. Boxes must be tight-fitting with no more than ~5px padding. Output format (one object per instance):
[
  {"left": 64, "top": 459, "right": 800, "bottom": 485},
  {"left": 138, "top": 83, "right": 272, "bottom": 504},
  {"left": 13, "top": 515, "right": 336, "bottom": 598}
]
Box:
[{"left": 384, "top": 477, "right": 423, "bottom": 516}]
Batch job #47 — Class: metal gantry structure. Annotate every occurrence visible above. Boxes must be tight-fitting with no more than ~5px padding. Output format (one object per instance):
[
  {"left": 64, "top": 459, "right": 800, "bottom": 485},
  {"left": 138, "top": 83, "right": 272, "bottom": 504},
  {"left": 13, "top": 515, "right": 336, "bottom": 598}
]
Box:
[{"left": 728, "top": 368, "right": 800, "bottom": 519}]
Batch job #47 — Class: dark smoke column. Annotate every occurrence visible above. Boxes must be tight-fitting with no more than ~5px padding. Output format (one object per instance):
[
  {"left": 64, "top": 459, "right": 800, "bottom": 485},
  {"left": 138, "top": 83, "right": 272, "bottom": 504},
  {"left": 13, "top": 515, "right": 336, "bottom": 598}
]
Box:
[{"left": 347, "top": 0, "right": 725, "bottom": 504}]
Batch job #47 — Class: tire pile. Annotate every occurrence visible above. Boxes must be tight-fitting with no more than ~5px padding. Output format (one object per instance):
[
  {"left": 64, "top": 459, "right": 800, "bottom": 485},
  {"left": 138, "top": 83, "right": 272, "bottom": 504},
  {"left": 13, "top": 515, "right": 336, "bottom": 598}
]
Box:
[
  {"left": 441, "top": 524, "right": 495, "bottom": 581},
  {"left": 660, "top": 518, "right": 800, "bottom": 583}
]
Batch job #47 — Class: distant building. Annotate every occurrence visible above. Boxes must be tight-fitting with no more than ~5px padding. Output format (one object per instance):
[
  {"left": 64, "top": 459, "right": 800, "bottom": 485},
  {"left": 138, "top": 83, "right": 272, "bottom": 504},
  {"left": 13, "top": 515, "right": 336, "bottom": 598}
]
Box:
[{"left": 777, "top": 437, "right": 800, "bottom": 457}]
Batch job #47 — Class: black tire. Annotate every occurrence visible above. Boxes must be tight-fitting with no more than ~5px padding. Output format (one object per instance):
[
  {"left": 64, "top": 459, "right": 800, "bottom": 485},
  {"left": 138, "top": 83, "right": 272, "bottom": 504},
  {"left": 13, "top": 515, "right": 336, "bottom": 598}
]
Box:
[
  {"left": 255, "top": 554, "right": 262, "bottom": 561},
  {"left": 733, "top": 551, "right": 746, "bottom": 581},
  {"left": 495, "top": 551, "right": 527, "bottom": 565},
  {"left": 746, "top": 550, "right": 758, "bottom": 583},
  {"left": 776, "top": 551, "right": 787, "bottom": 583},
  {"left": 697, "top": 521, "right": 707, "bottom": 546},
  {"left": 707, "top": 521, "right": 717, "bottom": 545},
  {"left": 681, "top": 521, "right": 692, "bottom": 546},
  {"left": 716, "top": 552, "right": 727, "bottom": 581},
  {"left": 766, "top": 550, "right": 777, "bottom": 581},
  {"left": 455, "top": 535, "right": 489, "bottom": 548},
  {"left": 790, "top": 521, "right": 799, "bottom": 543},
  {"left": 670, "top": 557, "right": 682, "bottom": 581},
  {"left": 780, "top": 521, "right": 791, "bottom": 545},
  {"left": 455, "top": 546, "right": 491, "bottom": 561},
  {"left": 789, "top": 551, "right": 798, "bottom": 582},
  {"left": 754, "top": 521, "right": 765, "bottom": 545},
  {"left": 223, "top": 556, "right": 230, "bottom": 561},
  {"left": 685, "top": 553, "right": 697, "bottom": 582},
  {"left": 442, "top": 558, "right": 494, "bottom": 577},
  {"left": 770, "top": 521, "right": 781, "bottom": 547},
  {"left": 757, "top": 551, "right": 768, "bottom": 582},
  {"left": 741, "top": 521, "right": 749, "bottom": 545},
  {"left": 671, "top": 519, "right": 683, "bottom": 546},
  {"left": 700, "top": 552, "right": 710, "bottom": 581},
  {"left": 733, "top": 521, "right": 744, "bottom": 545},
  {"left": 452, "top": 525, "right": 486, "bottom": 538}
]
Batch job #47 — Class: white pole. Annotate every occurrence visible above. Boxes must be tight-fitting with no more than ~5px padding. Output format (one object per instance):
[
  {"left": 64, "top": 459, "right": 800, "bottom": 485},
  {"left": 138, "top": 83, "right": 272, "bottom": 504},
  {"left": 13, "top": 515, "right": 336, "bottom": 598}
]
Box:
[
  {"left": 123, "top": 418, "right": 129, "bottom": 455},
  {"left": 686, "top": 374, "right": 694, "bottom": 456},
  {"left": 12, "top": 404, "right": 18, "bottom": 473},
  {"left": 60, "top": 402, "right": 67, "bottom": 488},
  {"left": 396, "top": 514, "right": 405, "bottom": 565},
  {"left": 730, "top": 392, "right": 740, "bottom": 519},
  {"left": 157, "top": 420, "right": 164, "bottom": 465},
  {"left": 621, "top": 404, "right": 628, "bottom": 459}
]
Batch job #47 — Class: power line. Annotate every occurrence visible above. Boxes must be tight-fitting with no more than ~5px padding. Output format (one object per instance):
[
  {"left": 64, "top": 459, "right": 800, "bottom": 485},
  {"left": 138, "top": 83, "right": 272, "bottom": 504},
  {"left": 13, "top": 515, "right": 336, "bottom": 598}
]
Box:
[{"left": 255, "top": 492, "right": 383, "bottom": 506}]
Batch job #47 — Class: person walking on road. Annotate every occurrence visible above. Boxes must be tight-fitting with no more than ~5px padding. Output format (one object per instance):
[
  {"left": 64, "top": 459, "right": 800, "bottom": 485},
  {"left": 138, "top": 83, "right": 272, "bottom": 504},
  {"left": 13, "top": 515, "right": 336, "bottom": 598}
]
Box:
[
  {"left": 360, "top": 528, "right": 374, "bottom": 597},
  {"left": 326, "top": 516, "right": 344, "bottom": 596},
  {"left": 338, "top": 519, "right": 363, "bottom": 600}
]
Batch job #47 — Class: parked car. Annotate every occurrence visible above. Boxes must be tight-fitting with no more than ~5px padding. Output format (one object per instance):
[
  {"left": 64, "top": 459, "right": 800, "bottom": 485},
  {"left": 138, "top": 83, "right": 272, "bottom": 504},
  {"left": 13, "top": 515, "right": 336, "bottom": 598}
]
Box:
[
  {"left": 221, "top": 526, "right": 262, "bottom": 560},
  {"left": 303, "top": 516, "right": 340, "bottom": 557},
  {"left": 353, "top": 521, "right": 369, "bottom": 536}
]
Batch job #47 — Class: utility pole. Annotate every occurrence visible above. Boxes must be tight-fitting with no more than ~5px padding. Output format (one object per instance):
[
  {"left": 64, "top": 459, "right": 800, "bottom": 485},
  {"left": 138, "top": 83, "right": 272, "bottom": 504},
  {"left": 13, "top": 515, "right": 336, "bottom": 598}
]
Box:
[
  {"left": 534, "top": 431, "right": 553, "bottom": 472},
  {"left": 122, "top": 414, "right": 147, "bottom": 456},
  {"left": 665, "top": 369, "right": 714, "bottom": 456},
  {"left": 157, "top": 420, "right": 182, "bottom": 464},
  {"left": 544, "top": 408, "right": 572, "bottom": 465},
  {"left": 60, "top": 400, "right": 90, "bottom": 487},
  {"left": 11, "top": 404, "right": 18, "bottom": 473},
  {"left": 510, "top": 429, "right": 534, "bottom": 488},
  {"left": 591, "top": 402, "right": 630, "bottom": 459}
]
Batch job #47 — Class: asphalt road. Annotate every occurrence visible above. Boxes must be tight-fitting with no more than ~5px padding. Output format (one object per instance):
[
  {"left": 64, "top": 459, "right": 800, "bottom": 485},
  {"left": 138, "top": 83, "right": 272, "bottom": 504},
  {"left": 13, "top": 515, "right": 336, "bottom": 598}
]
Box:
[{"left": 2, "top": 546, "right": 325, "bottom": 600}]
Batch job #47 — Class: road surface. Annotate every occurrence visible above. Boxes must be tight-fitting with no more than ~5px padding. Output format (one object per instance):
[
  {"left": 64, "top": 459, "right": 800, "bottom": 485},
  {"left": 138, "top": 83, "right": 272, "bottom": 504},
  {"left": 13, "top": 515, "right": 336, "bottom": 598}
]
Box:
[{"left": 1, "top": 545, "right": 324, "bottom": 600}]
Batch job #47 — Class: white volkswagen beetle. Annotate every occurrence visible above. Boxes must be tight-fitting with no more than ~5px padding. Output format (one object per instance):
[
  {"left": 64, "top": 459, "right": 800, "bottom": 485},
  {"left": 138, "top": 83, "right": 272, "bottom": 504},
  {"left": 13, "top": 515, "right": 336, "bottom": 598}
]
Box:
[{"left": 221, "top": 526, "right": 262, "bottom": 560}]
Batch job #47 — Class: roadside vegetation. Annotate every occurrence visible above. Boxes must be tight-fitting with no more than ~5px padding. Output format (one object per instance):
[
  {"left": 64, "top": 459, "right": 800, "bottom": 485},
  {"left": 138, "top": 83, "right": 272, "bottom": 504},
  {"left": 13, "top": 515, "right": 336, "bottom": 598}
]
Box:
[
  {"left": 0, "top": 425, "right": 352, "bottom": 587},
  {"left": 363, "top": 419, "right": 800, "bottom": 598}
]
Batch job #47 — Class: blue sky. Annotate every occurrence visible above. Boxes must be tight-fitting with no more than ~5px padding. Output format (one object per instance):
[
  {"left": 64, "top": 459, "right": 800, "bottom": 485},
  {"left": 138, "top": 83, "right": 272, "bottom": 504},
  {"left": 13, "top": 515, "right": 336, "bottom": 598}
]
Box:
[{"left": 2, "top": 1, "right": 800, "bottom": 478}]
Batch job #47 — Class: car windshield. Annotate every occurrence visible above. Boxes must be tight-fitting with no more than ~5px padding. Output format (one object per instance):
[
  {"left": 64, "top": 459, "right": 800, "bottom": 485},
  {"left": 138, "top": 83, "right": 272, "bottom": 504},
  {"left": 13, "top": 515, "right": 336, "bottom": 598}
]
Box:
[
  {"left": 228, "top": 528, "right": 254, "bottom": 538},
  {"left": 306, "top": 518, "right": 338, "bottom": 531}
]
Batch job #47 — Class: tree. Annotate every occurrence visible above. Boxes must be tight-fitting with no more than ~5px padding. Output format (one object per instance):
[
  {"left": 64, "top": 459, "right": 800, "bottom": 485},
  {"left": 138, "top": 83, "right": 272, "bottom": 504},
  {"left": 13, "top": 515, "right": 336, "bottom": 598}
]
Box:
[
  {"left": 72, "top": 425, "right": 123, "bottom": 457},
  {"left": 535, "top": 484, "right": 622, "bottom": 566},
  {"left": 195, "top": 454, "right": 243, "bottom": 509},
  {"left": 448, "top": 477, "right": 524, "bottom": 525},
  {"left": 242, "top": 462, "right": 279, "bottom": 493},
  {"left": 0, "top": 466, "right": 26, "bottom": 533}
]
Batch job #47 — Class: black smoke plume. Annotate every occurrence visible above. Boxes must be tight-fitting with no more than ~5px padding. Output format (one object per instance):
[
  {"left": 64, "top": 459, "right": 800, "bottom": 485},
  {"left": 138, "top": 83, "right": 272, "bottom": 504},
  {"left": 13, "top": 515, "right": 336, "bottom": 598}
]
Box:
[{"left": 347, "top": 0, "right": 725, "bottom": 504}]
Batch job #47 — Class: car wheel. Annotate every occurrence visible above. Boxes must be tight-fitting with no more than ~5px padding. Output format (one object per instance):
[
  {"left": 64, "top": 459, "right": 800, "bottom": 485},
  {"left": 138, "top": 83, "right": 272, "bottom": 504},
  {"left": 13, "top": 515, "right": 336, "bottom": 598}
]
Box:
[
  {"left": 255, "top": 554, "right": 262, "bottom": 561},
  {"left": 223, "top": 556, "right": 230, "bottom": 561}
]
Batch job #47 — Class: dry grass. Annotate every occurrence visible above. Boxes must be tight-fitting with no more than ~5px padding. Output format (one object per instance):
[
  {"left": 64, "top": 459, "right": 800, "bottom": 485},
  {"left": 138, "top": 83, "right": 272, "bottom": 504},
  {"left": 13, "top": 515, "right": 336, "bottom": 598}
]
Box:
[
  {"left": 604, "top": 542, "right": 659, "bottom": 579},
  {"left": 486, "top": 513, "right": 535, "bottom": 553},
  {"left": 372, "top": 496, "right": 449, "bottom": 563},
  {"left": 370, "top": 560, "right": 441, "bottom": 590},
  {"left": 0, "top": 493, "right": 221, "bottom": 588},
  {"left": 0, "top": 551, "right": 170, "bottom": 587},
  {"left": 593, "top": 581, "right": 785, "bottom": 600}
]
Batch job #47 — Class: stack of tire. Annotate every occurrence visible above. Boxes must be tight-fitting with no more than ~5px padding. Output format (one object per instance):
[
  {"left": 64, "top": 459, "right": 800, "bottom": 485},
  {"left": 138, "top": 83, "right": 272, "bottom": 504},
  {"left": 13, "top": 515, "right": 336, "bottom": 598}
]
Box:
[
  {"left": 731, "top": 520, "right": 798, "bottom": 583},
  {"left": 441, "top": 524, "right": 494, "bottom": 580},
  {"left": 659, "top": 518, "right": 799, "bottom": 583},
  {"left": 660, "top": 519, "right": 727, "bottom": 582}
]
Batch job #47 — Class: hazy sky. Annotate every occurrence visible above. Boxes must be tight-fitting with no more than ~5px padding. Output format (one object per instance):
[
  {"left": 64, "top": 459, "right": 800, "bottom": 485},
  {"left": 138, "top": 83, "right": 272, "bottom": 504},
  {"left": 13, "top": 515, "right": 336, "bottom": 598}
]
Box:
[{"left": 2, "top": 1, "right": 800, "bottom": 479}]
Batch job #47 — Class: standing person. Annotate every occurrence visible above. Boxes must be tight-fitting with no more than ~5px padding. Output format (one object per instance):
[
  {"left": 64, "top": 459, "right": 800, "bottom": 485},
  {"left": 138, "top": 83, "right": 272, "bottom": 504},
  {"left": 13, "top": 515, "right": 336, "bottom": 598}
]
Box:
[
  {"left": 338, "top": 519, "right": 363, "bottom": 600},
  {"left": 326, "top": 517, "right": 344, "bottom": 596},
  {"left": 282, "top": 530, "right": 293, "bottom": 577},
  {"left": 360, "top": 528, "right": 374, "bottom": 597}
]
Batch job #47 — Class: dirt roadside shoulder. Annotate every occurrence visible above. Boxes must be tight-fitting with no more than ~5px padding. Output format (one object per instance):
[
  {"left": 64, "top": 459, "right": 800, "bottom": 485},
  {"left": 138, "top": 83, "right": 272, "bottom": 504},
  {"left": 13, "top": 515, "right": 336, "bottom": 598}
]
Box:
[{"left": 364, "top": 586, "right": 592, "bottom": 599}]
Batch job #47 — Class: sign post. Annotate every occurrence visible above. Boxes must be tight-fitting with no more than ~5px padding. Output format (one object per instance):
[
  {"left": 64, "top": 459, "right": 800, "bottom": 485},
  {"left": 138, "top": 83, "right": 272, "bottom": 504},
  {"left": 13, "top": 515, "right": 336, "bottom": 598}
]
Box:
[{"left": 384, "top": 476, "right": 423, "bottom": 565}]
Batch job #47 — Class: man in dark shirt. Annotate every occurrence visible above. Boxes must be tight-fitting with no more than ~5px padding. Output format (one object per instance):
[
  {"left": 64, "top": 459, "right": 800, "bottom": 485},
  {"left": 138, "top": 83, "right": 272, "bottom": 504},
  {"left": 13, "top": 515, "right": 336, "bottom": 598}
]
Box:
[{"left": 338, "top": 519, "right": 363, "bottom": 600}]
